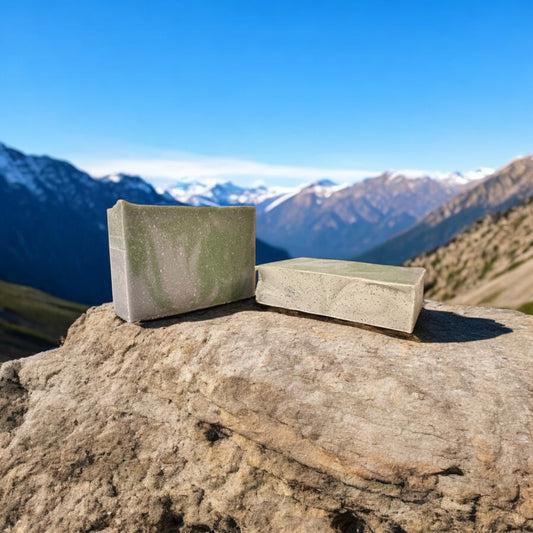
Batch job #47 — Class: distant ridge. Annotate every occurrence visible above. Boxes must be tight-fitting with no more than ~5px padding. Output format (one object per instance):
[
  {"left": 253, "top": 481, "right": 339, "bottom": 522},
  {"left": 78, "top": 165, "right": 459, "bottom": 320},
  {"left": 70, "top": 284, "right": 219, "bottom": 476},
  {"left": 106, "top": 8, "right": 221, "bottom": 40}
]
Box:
[
  {"left": 357, "top": 155, "right": 533, "bottom": 265},
  {"left": 0, "top": 279, "right": 87, "bottom": 361}
]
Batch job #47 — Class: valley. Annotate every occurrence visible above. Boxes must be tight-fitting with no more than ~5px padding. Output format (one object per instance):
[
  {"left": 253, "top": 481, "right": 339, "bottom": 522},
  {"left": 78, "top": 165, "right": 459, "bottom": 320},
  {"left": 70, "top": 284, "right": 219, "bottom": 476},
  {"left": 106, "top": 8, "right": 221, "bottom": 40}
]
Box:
[{"left": 0, "top": 279, "right": 87, "bottom": 362}]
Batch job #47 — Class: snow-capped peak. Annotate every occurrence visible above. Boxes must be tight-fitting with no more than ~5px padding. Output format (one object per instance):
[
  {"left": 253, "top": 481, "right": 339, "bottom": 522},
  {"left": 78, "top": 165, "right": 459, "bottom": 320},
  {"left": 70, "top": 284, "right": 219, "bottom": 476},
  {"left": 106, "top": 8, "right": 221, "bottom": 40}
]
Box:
[
  {"left": 0, "top": 142, "right": 51, "bottom": 195},
  {"left": 104, "top": 173, "right": 124, "bottom": 183},
  {"left": 263, "top": 179, "right": 348, "bottom": 213},
  {"left": 164, "top": 179, "right": 286, "bottom": 207},
  {"left": 385, "top": 167, "right": 494, "bottom": 185},
  {"left": 98, "top": 173, "right": 156, "bottom": 195},
  {"left": 444, "top": 167, "right": 494, "bottom": 185},
  {"left": 305, "top": 179, "right": 349, "bottom": 198}
]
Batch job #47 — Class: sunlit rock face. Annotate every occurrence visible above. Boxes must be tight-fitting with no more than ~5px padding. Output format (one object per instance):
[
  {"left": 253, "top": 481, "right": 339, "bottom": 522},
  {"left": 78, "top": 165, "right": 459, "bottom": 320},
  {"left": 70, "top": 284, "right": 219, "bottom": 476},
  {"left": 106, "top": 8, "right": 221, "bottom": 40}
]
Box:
[{"left": 1, "top": 299, "right": 532, "bottom": 532}]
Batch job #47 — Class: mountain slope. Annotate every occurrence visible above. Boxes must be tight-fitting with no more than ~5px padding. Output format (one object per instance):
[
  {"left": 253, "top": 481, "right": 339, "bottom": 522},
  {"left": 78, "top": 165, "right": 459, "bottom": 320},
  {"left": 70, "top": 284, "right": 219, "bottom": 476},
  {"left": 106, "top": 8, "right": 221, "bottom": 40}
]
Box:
[
  {"left": 358, "top": 156, "right": 533, "bottom": 264},
  {"left": 451, "top": 257, "right": 533, "bottom": 313},
  {"left": 405, "top": 197, "right": 533, "bottom": 311},
  {"left": 0, "top": 143, "right": 288, "bottom": 305},
  {"left": 0, "top": 279, "right": 87, "bottom": 362},
  {"left": 257, "top": 173, "right": 466, "bottom": 259},
  {"left": 0, "top": 143, "right": 183, "bottom": 304}
]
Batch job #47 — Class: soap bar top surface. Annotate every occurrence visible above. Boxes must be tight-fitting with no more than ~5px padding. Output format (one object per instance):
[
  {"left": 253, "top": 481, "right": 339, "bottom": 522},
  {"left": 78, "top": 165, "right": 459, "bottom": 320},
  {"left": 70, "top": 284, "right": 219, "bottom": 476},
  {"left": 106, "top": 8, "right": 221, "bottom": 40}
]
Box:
[
  {"left": 261, "top": 257, "right": 424, "bottom": 285},
  {"left": 108, "top": 200, "right": 255, "bottom": 322}
]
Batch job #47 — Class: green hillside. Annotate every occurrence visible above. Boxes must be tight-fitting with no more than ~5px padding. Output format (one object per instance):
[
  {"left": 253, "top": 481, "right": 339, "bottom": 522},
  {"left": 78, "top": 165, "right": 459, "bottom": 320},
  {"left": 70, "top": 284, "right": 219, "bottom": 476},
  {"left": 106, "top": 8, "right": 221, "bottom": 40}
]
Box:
[{"left": 0, "top": 280, "right": 88, "bottom": 362}]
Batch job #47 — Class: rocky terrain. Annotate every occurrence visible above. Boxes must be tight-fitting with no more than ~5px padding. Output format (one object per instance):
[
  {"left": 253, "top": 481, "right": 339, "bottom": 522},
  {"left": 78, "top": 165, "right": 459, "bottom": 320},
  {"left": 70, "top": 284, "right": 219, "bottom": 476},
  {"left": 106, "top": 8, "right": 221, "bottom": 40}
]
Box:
[
  {"left": 359, "top": 156, "right": 533, "bottom": 265},
  {"left": 405, "top": 198, "right": 533, "bottom": 311},
  {"left": 1, "top": 299, "right": 532, "bottom": 532}
]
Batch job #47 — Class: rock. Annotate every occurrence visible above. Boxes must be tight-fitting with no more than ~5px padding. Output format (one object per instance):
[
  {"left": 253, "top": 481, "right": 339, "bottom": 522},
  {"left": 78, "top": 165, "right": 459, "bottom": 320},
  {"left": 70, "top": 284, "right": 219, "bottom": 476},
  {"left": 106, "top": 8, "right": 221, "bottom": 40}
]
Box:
[{"left": 0, "top": 299, "right": 532, "bottom": 532}]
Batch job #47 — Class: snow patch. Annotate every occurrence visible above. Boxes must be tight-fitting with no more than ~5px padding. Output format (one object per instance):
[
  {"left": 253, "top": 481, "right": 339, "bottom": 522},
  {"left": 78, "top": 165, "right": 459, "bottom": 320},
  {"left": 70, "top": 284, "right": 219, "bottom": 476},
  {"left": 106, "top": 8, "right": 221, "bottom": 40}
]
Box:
[
  {"left": 166, "top": 179, "right": 290, "bottom": 207},
  {"left": 387, "top": 167, "right": 494, "bottom": 185}
]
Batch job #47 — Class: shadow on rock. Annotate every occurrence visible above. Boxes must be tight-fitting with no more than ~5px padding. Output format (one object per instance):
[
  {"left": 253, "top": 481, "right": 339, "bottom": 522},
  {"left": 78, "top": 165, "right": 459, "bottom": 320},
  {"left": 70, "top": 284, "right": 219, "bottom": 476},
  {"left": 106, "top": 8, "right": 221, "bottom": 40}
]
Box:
[
  {"left": 137, "top": 298, "right": 513, "bottom": 345},
  {"left": 138, "top": 298, "right": 260, "bottom": 329},
  {"left": 414, "top": 308, "right": 513, "bottom": 343}
]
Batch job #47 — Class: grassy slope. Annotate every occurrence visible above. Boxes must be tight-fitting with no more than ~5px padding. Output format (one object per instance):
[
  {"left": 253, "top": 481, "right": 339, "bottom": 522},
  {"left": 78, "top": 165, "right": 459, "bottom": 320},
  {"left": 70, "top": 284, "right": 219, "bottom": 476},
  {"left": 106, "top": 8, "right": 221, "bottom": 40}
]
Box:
[
  {"left": 0, "top": 279, "right": 88, "bottom": 362},
  {"left": 405, "top": 198, "right": 533, "bottom": 314}
]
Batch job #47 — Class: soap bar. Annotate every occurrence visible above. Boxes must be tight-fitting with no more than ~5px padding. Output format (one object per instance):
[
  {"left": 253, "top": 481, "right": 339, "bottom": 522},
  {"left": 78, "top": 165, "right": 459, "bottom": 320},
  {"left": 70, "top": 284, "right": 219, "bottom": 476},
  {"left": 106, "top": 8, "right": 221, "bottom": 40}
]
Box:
[
  {"left": 255, "top": 258, "right": 425, "bottom": 333},
  {"left": 108, "top": 200, "right": 256, "bottom": 322}
]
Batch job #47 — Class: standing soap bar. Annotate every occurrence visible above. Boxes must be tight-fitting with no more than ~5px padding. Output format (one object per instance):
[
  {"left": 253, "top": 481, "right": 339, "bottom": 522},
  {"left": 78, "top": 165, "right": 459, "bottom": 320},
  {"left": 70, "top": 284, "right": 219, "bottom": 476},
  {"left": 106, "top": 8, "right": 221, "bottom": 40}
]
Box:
[
  {"left": 256, "top": 258, "right": 425, "bottom": 333},
  {"left": 108, "top": 200, "right": 255, "bottom": 322}
]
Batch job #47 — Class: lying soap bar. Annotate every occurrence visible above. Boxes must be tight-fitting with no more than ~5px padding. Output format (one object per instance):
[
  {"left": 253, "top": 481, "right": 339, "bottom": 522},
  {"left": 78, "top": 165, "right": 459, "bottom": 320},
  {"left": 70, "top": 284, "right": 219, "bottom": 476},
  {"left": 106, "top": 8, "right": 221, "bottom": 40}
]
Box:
[
  {"left": 108, "top": 200, "right": 255, "bottom": 322},
  {"left": 255, "top": 258, "right": 425, "bottom": 333}
]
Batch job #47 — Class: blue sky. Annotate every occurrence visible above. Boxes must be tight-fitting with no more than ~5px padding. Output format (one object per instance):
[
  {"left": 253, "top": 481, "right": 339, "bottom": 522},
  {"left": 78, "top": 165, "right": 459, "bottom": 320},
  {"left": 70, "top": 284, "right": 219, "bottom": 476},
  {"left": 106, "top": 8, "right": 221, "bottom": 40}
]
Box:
[{"left": 2, "top": 0, "right": 533, "bottom": 187}]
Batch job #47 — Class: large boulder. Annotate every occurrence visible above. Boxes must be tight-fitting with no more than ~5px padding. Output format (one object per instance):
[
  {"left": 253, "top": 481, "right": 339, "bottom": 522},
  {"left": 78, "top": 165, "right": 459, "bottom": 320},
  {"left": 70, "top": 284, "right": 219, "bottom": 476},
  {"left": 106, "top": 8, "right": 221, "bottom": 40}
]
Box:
[{"left": 0, "top": 299, "right": 532, "bottom": 532}]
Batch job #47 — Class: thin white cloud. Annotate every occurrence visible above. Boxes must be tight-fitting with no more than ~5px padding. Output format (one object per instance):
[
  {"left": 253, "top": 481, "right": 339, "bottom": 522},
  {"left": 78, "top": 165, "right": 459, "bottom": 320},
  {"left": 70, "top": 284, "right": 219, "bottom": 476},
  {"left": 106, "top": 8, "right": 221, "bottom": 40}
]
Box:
[{"left": 76, "top": 153, "right": 377, "bottom": 186}]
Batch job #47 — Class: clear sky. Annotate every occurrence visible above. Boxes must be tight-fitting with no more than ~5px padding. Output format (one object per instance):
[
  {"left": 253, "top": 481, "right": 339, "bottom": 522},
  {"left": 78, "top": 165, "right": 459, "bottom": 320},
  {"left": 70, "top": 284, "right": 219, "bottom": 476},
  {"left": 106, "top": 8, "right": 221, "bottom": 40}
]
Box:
[{"left": 2, "top": 0, "right": 533, "bottom": 187}]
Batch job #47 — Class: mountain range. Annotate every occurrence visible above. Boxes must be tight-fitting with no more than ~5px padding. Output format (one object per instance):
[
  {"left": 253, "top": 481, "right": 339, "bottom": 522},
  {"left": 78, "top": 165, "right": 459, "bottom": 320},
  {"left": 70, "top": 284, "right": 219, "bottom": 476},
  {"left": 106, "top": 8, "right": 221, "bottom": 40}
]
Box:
[
  {"left": 164, "top": 172, "right": 494, "bottom": 260},
  {"left": 358, "top": 156, "right": 533, "bottom": 264},
  {"left": 2, "top": 140, "right": 532, "bottom": 309},
  {"left": 0, "top": 143, "right": 288, "bottom": 305},
  {"left": 255, "top": 174, "right": 474, "bottom": 259},
  {"left": 165, "top": 179, "right": 285, "bottom": 208}
]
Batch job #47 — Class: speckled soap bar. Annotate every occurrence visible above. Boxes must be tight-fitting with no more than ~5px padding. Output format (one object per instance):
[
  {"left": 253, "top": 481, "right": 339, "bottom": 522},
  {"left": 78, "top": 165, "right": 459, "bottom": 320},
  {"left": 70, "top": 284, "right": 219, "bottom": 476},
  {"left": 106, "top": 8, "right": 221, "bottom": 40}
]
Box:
[
  {"left": 108, "top": 200, "right": 255, "bottom": 322},
  {"left": 256, "top": 258, "right": 425, "bottom": 333}
]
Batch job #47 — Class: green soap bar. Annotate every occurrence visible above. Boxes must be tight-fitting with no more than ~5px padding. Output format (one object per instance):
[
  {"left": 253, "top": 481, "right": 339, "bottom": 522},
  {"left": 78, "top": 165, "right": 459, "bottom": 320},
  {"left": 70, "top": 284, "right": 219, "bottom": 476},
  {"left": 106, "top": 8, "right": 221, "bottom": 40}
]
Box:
[
  {"left": 108, "top": 200, "right": 255, "bottom": 322},
  {"left": 256, "top": 258, "right": 425, "bottom": 333}
]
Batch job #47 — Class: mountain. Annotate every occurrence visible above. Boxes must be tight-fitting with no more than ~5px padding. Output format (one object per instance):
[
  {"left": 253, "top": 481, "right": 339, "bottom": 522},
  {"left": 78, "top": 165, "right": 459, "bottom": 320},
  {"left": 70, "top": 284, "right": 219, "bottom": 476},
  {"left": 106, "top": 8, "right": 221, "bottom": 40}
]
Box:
[
  {"left": 405, "top": 197, "right": 533, "bottom": 312},
  {"left": 0, "top": 279, "right": 87, "bottom": 362},
  {"left": 256, "top": 173, "right": 468, "bottom": 259},
  {"left": 0, "top": 143, "right": 182, "bottom": 305},
  {"left": 163, "top": 171, "right": 495, "bottom": 262},
  {"left": 0, "top": 143, "right": 288, "bottom": 305},
  {"left": 165, "top": 180, "right": 286, "bottom": 207},
  {"left": 357, "top": 155, "right": 533, "bottom": 265}
]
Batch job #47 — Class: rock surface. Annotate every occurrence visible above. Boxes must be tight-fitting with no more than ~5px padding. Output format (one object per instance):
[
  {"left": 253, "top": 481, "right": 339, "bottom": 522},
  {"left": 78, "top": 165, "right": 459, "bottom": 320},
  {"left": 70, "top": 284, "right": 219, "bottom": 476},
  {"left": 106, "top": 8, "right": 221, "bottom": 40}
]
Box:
[{"left": 0, "top": 299, "right": 532, "bottom": 532}]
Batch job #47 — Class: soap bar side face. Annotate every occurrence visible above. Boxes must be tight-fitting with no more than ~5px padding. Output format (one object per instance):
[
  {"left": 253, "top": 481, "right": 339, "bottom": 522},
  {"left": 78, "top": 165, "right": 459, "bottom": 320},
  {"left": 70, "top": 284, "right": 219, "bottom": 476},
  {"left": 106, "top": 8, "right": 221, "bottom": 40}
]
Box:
[
  {"left": 108, "top": 201, "right": 255, "bottom": 321},
  {"left": 256, "top": 258, "right": 425, "bottom": 333},
  {"left": 107, "top": 201, "right": 132, "bottom": 320}
]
